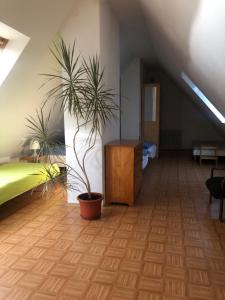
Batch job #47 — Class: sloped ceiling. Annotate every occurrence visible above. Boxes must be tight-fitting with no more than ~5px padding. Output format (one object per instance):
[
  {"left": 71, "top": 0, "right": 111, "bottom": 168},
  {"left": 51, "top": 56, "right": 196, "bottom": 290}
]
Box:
[
  {"left": 1, "top": 0, "right": 225, "bottom": 158},
  {"left": 109, "top": 0, "right": 156, "bottom": 70},
  {"left": 109, "top": 0, "right": 225, "bottom": 134},
  {"left": 0, "top": 0, "right": 76, "bottom": 158}
]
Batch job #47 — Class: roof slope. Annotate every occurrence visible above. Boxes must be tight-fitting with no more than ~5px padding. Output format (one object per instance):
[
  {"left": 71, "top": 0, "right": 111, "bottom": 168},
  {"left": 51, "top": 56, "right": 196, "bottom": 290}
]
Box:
[
  {"left": 110, "top": 0, "right": 225, "bottom": 133},
  {"left": 0, "top": 0, "right": 76, "bottom": 157}
]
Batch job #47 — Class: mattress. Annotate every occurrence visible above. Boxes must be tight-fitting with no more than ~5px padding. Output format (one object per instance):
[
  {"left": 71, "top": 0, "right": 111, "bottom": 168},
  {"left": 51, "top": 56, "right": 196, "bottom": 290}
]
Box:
[{"left": 0, "top": 162, "right": 59, "bottom": 205}]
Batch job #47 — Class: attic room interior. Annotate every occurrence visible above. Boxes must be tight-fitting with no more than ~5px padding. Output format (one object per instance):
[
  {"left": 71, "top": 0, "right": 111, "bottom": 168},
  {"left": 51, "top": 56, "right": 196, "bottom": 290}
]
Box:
[{"left": 0, "top": 0, "right": 225, "bottom": 299}]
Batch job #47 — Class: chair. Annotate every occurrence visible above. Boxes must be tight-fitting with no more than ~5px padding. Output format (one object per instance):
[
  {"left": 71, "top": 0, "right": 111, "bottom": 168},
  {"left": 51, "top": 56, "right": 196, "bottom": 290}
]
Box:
[
  {"left": 200, "top": 145, "right": 218, "bottom": 166},
  {"left": 206, "top": 167, "right": 225, "bottom": 222}
]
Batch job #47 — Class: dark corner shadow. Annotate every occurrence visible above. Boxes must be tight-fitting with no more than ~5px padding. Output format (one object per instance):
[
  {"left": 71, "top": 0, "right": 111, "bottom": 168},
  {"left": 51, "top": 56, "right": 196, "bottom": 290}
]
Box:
[
  {"left": 139, "top": 0, "right": 201, "bottom": 74},
  {"left": 144, "top": 64, "right": 225, "bottom": 141}
]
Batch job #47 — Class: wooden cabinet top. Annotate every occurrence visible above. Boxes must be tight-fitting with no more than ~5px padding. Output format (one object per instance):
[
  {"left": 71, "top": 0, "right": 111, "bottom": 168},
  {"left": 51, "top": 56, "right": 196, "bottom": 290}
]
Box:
[{"left": 105, "top": 140, "right": 142, "bottom": 148}]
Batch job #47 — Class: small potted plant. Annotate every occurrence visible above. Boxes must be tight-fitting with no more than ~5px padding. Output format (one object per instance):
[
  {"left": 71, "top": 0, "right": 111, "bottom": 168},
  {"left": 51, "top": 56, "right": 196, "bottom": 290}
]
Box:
[{"left": 26, "top": 38, "right": 118, "bottom": 220}]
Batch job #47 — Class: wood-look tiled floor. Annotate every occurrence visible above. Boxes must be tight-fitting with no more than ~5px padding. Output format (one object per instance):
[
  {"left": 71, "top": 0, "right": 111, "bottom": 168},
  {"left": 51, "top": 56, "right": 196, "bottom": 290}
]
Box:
[{"left": 0, "top": 151, "right": 225, "bottom": 299}]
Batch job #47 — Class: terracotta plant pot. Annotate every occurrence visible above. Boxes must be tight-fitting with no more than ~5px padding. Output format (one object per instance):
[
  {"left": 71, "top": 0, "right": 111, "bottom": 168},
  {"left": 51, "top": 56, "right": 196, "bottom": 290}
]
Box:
[{"left": 77, "top": 192, "right": 103, "bottom": 220}]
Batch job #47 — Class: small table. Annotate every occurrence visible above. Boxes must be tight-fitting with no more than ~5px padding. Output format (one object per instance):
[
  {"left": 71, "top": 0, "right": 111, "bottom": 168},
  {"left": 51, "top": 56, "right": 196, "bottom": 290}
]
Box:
[{"left": 199, "top": 145, "right": 218, "bottom": 166}]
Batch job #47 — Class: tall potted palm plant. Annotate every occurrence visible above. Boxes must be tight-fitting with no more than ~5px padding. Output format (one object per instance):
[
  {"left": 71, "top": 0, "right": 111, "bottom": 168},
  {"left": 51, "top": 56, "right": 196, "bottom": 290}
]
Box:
[{"left": 27, "top": 38, "right": 118, "bottom": 220}]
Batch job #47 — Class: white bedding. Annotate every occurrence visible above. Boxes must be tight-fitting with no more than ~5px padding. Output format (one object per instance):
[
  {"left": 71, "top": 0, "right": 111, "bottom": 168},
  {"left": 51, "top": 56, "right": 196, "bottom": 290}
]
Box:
[
  {"left": 142, "top": 142, "right": 157, "bottom": 169},
  {"left": 149, "top": 144, "right": 157, "bottom": 159},
  {"left": 142, "top": 155, "right": 149, "bottom": 169}
]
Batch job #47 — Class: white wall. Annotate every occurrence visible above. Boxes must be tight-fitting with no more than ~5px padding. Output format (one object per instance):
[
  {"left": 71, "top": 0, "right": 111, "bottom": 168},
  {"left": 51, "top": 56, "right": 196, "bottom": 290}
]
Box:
[
  {"left": 61, "top": 0, "right": 101, "bottom": 203},
  {"left": 61, "top": 0, "right": 101, "bottom": 59},
  {"left": 100, "top": 1, "right": 120, "bottom": 145},
  {"left": 121, "top": 58, "right": 141, "bottom": 140},
  {"left": 100, "top": 1, "right": 120, "bottom": 197},
  {"left": 61, "top": 0, "right": 120, "bottom": 203}
]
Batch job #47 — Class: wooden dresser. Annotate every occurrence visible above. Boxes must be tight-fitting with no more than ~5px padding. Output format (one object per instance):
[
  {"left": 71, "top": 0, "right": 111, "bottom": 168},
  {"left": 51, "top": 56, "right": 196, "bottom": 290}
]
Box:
[{"left": 105, "top": 140, "right": 142, "bottom": 206}]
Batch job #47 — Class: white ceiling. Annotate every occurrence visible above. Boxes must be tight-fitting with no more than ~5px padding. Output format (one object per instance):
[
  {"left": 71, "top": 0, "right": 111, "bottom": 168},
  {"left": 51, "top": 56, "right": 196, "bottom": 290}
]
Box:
[{"left": 109, "top": 0, "right": 225, "bottom": 131}]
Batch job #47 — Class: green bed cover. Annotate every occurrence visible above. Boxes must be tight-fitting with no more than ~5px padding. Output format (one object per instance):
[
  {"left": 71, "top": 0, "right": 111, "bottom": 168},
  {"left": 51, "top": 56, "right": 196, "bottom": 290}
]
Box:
[{"left": 0, "top": 162, "right": 60, "bottom": 205}]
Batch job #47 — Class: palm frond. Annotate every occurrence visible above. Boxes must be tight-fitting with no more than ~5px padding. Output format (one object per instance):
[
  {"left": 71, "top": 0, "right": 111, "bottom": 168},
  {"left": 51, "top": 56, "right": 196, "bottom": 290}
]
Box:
[
  {"left": 25, "top": 107, "right": 62, "bottom": 161},
  {"left": 41, "top": 38, "right": 85, "bottom": 116},
  {"left": 82, "top": 55, "right": 119, "bottom": 136},
  {"left": 32, "top": 38, "right": 120, "bottom": 196}
]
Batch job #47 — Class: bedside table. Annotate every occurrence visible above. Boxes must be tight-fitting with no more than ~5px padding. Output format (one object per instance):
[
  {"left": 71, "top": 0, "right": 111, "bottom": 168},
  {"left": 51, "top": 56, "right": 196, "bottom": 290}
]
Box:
[{"left": 20, "top": 156, "right": 40, "bottom": 163}]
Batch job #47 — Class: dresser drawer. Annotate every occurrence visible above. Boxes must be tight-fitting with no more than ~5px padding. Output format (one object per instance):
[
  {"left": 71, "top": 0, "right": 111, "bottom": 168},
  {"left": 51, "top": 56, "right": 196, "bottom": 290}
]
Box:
[{"left": 105, "top": 140, "right": 142, "bottom": 206}]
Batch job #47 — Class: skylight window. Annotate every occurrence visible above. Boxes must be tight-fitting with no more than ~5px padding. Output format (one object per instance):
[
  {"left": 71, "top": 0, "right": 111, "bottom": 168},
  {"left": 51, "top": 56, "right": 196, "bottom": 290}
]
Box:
[
  {"left": 181, "top": 72, "right": 225, "bottom": 123},
  {"left": 0, "top": 22, "right": 30, "bottom": 87},
  {"left": 0, "top": 37, "right": 8, "bottom": 50}
]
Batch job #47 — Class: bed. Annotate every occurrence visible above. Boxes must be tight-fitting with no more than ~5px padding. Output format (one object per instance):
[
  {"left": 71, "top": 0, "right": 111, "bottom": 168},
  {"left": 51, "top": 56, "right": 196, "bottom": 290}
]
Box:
[
  {"left": 142, "top": 141, "right": 157, "bottom": 169},
  {"left": 0, "top": 162, "right": 60, "bottom": 205},
  {"left": 192, "top": 142, "right": 225, "bottom": 159},
  {"left": 193, "top": 147, "right": 225, "bottom": 157}
]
